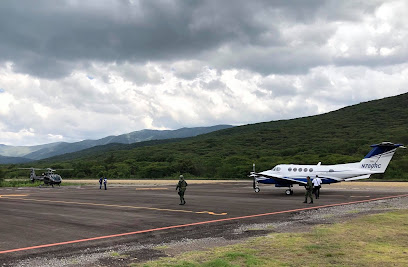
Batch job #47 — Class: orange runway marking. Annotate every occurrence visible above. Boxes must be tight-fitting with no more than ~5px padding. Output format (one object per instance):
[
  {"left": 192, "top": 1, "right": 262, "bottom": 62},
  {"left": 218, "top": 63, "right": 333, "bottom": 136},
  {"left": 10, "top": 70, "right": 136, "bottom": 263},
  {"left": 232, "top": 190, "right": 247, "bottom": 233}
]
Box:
[
  {"left": 0, "top": 197, "right": 227, "bottom": 216},
  {"left": 1, "top": 194, "right": 407, "bottom": 254},
  {"left": 0, "top": 194, "right": 28, "bottom": 197}
]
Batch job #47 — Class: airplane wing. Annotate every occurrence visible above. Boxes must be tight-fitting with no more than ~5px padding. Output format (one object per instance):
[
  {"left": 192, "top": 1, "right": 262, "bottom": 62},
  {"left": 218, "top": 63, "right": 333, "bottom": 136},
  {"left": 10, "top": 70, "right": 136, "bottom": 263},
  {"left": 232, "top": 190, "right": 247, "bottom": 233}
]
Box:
[{"left": 254, "top": 172, "right": 308, "bottom": 185}]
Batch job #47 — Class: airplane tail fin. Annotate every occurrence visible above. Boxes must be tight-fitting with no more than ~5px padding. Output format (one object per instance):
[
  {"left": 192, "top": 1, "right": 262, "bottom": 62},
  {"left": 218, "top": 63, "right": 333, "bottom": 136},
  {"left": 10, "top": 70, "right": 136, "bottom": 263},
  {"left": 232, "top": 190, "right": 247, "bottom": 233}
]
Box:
[{"left": 360, "top": 142, "right": 405, "bottom": 173}]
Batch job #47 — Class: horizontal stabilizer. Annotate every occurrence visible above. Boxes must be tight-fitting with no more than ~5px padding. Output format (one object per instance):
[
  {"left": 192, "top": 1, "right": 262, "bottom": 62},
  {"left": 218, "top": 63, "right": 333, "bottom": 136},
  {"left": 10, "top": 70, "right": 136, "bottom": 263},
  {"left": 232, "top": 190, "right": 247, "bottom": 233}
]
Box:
[{"left": 344, "top": 174, "right": 371, "bottom": 181}]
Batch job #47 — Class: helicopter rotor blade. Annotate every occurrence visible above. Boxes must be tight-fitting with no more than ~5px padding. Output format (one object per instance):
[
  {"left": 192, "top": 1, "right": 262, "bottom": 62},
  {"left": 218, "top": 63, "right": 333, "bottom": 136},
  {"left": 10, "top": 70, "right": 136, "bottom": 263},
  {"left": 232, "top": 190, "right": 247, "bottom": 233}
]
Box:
[{"left": 18, "top": 167, "right": 74, "bottom": 172}]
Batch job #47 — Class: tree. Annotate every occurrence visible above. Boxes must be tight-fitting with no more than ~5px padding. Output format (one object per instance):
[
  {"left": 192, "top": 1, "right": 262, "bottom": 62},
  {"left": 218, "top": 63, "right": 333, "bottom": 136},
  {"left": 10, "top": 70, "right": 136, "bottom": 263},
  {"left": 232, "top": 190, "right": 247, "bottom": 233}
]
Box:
[{"left": 0, "top": 168, "right": 4, "bottom": 182}]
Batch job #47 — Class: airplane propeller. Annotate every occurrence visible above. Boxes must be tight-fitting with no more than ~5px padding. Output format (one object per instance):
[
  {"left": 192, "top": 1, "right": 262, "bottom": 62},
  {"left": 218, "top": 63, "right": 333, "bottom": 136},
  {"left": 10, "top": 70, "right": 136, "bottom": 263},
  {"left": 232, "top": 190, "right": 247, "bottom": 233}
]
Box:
[{"left": 250, "top": 163, "right": 260, "bottom": 192}]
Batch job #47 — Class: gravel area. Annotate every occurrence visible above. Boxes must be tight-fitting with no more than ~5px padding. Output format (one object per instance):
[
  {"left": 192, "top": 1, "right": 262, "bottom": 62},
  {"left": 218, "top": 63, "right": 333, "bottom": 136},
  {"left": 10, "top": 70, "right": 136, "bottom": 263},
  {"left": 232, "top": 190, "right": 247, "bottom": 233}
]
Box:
[{"left": 6, "top": 196, "right": 408, "bottom": 267}]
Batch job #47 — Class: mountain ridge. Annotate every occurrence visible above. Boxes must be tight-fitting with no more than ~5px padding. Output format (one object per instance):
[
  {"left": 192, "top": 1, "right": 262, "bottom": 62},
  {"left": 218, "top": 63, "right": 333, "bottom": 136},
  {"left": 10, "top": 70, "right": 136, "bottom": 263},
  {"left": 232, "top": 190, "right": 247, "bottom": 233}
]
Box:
[
  {"left": 35, "top": 92, "right": 408, "bottom": 180},
  {"left": 0, "top": 125, "right": 233, "bottom": 163},
  {"left": 4, "top": 92, "right": 408, "bottom": 180}
]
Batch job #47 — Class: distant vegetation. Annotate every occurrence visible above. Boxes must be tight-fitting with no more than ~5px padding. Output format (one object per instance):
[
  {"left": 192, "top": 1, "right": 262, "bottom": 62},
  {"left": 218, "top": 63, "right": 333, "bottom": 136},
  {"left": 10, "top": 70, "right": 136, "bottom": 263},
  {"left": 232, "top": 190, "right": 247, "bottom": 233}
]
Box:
[
  {"left": 2, "top": 93, "right": 408, "bottom": 180},
  {"left": 0, "top": 179, "right": 42, "bottom": 187}
]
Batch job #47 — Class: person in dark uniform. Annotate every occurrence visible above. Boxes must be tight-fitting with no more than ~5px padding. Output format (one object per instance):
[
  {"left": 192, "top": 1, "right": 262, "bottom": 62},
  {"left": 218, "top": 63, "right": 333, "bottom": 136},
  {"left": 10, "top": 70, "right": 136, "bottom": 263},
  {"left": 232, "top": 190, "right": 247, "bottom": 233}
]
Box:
[
  {"left": 303, "top": 176, "right": 313, "bottom": 204},
  {"left": 103, "top": 177, "right": 107, "bottom": 190},
  {"left": 176, "top": 175, "right": 188, "bottom": 205},
  {"left": 99, "top": 177, "right": 103, "bottom": 189}
]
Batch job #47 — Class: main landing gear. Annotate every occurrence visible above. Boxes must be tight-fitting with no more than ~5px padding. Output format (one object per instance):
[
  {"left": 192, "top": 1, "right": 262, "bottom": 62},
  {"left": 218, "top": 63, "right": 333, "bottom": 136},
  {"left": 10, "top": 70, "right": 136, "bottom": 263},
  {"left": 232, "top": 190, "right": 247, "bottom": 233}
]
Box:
[
  {"left": 285, "top": 189, "right": 294, "bottom": 195},
  {"left": 285, "top": 185, "right": 294, "bottom": 195}
]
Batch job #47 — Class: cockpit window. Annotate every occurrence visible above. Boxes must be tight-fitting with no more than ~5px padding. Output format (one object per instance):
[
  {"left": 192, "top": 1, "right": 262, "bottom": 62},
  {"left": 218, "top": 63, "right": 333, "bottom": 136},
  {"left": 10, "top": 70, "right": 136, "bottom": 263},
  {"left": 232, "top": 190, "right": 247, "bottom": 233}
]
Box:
[{"left": 277, "top": 167, "right": 281, "bottom": 171}]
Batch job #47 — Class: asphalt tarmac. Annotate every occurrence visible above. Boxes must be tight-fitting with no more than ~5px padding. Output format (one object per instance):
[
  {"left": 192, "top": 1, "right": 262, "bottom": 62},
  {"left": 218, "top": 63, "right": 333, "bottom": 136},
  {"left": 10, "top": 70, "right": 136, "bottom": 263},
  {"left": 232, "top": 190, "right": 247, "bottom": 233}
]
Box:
[{"left": 1, "top": 181, "right": 407, "bottom": 265}]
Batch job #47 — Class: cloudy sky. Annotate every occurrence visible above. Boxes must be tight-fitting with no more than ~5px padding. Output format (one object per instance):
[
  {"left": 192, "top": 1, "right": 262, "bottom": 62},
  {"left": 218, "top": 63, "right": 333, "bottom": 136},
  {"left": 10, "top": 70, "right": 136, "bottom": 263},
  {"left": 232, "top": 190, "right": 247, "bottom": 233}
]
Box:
[{"left": 1, "top": 0, "right": 407, "bottom": 146}]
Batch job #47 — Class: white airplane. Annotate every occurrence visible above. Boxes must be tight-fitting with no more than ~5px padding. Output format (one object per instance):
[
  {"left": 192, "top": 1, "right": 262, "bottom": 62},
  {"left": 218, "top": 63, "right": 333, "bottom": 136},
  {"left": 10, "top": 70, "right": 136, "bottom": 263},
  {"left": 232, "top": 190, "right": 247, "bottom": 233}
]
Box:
[{"left": 250, "top": 142, "right": 405, "bottom": 195}]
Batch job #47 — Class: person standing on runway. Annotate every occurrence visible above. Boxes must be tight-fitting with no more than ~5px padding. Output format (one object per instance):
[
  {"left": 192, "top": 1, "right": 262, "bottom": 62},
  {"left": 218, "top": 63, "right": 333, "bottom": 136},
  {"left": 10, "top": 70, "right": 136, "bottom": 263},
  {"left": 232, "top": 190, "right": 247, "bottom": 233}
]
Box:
[
  {"left": 176, "top": 175, "right": 188, "bottom": 205},
  {"left": 303, "top": 176, "right": 313, "bottom": 204},
  {"left": 312, "top": 175, "right": 322, "bottom": 199}
]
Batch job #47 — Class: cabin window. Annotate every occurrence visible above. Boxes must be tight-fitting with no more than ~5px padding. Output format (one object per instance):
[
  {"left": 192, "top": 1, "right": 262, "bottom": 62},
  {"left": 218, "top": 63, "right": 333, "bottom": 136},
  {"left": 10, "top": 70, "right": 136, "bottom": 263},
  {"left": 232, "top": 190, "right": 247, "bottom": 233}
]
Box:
[
  {"left": 329, "top": 169, "right": 334, "bottom": 172},
  {"left": 299, "top": 168, "right": 302, "bottom": 172},
  {"left": 288, "top": 167, "right": 292, "bottom": 171},
  {"left": 304, "top": 168, "right": 308, "bottom": 172},
  {"left": 309, "top": 168, "right": 313, "bottom": 172},
  {"left": 293, "top": 168, "right": 297, "bottom": 172}
]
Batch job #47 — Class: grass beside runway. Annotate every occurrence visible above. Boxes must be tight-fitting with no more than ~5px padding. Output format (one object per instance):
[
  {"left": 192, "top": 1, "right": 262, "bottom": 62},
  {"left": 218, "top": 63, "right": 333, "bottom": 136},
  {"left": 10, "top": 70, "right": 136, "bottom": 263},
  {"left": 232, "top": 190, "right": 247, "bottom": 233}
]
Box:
[
  {"left": 0, "top": 180, "right": 42, "bottom": 187},
  {"left": 61, "top": 179, "right": 249, "bottom": 185},
  {"left": 2, "top": 178, "right": 247, "bottom": 187},
  {"left": 136, "top": 209, "right": 408, "bottom": 266}
]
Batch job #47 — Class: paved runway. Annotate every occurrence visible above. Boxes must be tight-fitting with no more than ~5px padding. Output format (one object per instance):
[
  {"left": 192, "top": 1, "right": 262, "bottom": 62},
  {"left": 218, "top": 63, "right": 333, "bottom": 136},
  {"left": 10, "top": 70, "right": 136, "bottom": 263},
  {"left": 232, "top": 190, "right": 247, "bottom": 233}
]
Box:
[{"left": 1, "top": 181, "right": 407, "bottom": 264}]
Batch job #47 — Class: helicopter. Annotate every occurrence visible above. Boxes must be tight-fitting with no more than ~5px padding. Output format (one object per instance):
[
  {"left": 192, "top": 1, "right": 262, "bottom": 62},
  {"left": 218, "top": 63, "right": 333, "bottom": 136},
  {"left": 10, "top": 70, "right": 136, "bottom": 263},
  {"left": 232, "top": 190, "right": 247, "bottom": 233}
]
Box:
[{"left": 19, "top": 167, "right": 71, "bottom": 187}]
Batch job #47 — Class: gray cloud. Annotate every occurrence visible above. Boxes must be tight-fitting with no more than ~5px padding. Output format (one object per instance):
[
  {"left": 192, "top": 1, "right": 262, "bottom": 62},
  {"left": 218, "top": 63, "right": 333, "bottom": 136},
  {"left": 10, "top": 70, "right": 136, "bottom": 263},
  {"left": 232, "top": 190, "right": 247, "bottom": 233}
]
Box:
[
  {"left": 261, "top": 76, "right": 298, "bottom": 97},
  {"left": 0, "top": 0, "right": 266, "bottom": 78},
  {"left": 0, "top": 0, "right": 390, "bottom": 79},
  {"left": 1, "top": 0, "right": 408, "bottom": 146}
]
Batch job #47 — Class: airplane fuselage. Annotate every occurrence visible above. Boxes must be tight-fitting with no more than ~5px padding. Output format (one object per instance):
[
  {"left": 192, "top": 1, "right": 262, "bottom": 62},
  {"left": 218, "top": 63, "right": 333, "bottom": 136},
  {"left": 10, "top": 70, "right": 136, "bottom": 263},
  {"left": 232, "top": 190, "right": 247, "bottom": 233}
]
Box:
[
  {"left": 257, "top": 162, "right": 373, "bottom": 186},
  {"left": 251, "top": 142, "right": 405, "bottom": 194}
]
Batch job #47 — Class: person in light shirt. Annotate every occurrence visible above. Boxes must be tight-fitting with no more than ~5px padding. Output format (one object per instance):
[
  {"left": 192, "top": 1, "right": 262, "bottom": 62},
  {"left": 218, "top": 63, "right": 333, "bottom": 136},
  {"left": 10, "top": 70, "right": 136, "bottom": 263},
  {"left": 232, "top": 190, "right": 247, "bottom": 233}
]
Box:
[
  {"left": 103, "top": 177, "right": 108, "bottom": 190},
  {"left": 312, "top": 175, "right": 322, "bottom": 199}
]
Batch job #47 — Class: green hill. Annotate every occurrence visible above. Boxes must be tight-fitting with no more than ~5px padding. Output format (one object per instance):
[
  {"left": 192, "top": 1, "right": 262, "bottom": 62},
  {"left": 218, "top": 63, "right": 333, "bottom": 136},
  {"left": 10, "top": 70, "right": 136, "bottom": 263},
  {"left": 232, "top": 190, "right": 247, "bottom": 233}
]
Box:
[{"left": 5, "top": 93, "right": 408, "bottom": 180}]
